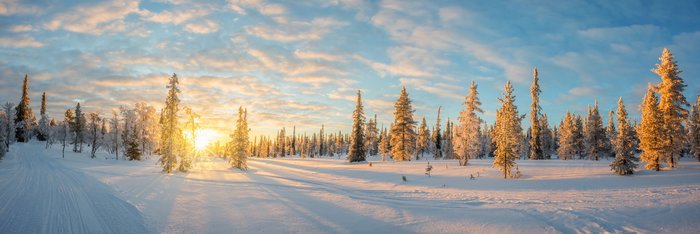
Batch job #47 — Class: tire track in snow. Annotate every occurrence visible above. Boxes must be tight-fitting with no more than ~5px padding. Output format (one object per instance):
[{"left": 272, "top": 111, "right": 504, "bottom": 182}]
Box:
[{"left": 0, "top": 143, "right": 149, "bottom": 234}]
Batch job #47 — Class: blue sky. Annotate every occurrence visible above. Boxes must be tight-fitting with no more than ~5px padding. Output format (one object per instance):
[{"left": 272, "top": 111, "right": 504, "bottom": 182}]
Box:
[{"left": 0, "top": 0, "right": 699, "bottom": 138}]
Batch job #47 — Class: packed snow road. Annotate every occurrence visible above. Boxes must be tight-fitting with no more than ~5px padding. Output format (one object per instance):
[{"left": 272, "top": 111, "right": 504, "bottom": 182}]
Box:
[{"left": 0, "top": 143, "right": 148, "bottom": 234}]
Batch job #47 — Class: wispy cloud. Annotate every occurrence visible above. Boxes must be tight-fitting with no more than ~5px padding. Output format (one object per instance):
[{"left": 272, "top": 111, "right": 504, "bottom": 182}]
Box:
[
  {"left": 246, "top": 17, "right": 347, "bottom": 42},
  {"left": 0, "top": 35, "right": 45, "bottom": 48},
  {"left": 43, "top": 0, "right": 144, "bottom": 35},
  {"left": 0, "top": 0, "right": 42, "bottom": 16},
  {"left": 184, "top": 20, "right": 220, "bottom": 34}
]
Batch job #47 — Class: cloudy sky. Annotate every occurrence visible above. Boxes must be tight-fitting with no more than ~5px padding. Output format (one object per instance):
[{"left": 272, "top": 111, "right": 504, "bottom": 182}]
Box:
[{"left": 0, "top": 0, "right": 699, "bottom": 139}]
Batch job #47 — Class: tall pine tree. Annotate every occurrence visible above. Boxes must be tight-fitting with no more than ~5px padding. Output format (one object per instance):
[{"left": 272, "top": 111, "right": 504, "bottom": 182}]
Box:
[
  {"left": 378, "top": 127, "right": 390, "bottom": 161},
  {"left": 443, "top": 119, "right": 455, "bottom": 159},
  {"left": 606, "top": 110, "right": 617, "bottom": 159},
  {"left": 37, "top": 92, "right": 49, "bottom": 141},
  {"left": 15, "top": 74, "right": 36, "bottom": 142},
  {"left": 390, "top": 87, "right": 416, "bottom": 161},
  {"left": 638, "top": 85, "right": 665, "bottom": 171},
  {"left": 416, "top": 117, "right": 429, "bottom": 160},
  {"left": 540, "top": 114, "right": 553, "bottom": 159},
  {"left": 493, "top": 81, "right": 523, "bottom": 179},
  {"left": 433, "top": 106, "right": 443, "bottom": 159},
  {"left": 654, "top": 48, "right": 689, "bottom": 168},
  {"left": 557, "top": 112, "right": 578, "bottom": 160},
  {"left": 529, "top": 67, "right": 544, "bottom": 160},
  {"left": 585, "top": 100, "right": 608, "bottom": 161},
  {"left": 72, "top": 103, "right": 85, "bottom": 153},
  {"left": 159, "top": 74, "right": 182, "bottom": 173},
  {"left": 454, "top": 81, "right": 483, "bottom": 166},
  {"left": 229, "top": 107, "right": 249, "bottom": 169},
  {"left": 610, "top": 97, "right": 639, "bottom": 175},
  {"left": 347, "top": 90, "right": 366, "bottom": 162},
  {"left": 689, "top": 96, "right": 700, "bottom": 162}
]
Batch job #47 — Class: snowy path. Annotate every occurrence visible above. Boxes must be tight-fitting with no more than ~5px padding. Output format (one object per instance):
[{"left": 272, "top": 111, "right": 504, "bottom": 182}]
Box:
[{"left": 0, "top": 143, "right": 148, "bottom": 234}]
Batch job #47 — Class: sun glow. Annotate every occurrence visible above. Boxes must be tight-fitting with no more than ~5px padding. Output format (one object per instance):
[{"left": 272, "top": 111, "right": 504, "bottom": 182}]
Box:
[{"left": 194, "top": 129, "right": 218, "bottom": 151}]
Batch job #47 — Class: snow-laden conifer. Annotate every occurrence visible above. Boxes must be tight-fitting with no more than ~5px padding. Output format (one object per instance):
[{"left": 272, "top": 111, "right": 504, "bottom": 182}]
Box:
[
  {"left": 654, "top": 48, "right": 689, "bottom": 168},
  {"left": 611, "top": 98, "right": 639, "bottom": 175},
  {"left": 454, "top": 81, "right": 482, "bottom": 166},
  {"left": 433, "top": 107, "right": 443, "bottom": 160},
  {"left": 347, "top": 90, "right": 366, "bottom": 162},
  {"left": 638, "top": 85, "right": 665, "bottom": 171},
  {"left": 159, "top": 74, "right": 182, "bottom": 173},
  {"left": 390, "top": 87, "right": 416, "bottom": 161},
  {"left": 15, "top": 75, "right": 36, "bottom": 142},
  {"left": 229, "top": 107, "right": 249, "bottom": 169},
  {"left": 529, "top": 67, "right": 544, "bottom": 160},
  {"left": 689, "top": 96, "right": 700, "bottom": 161},
  {"left": 493, "top": 81, "right": 523, "bottom": 178}
]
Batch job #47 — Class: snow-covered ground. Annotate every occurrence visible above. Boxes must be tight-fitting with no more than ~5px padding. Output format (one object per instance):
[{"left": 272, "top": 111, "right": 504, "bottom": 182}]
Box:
[{"left": 1, "top": 142, "right": 699, "bottom": 233}]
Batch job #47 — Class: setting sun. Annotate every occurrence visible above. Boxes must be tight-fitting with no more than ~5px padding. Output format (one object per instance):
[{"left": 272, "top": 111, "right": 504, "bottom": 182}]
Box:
[{"left": 193, "top": 129, "right": 219, "bottom": 151}]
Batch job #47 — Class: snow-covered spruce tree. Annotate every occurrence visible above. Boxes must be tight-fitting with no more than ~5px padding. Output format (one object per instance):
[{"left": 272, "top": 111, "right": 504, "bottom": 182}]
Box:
[
  {"left": 479, "top": 123, "right": 492, "bottom": 159},
  {"left": 519, "top": 131, "right": 530, "bottom": 160},
  {"left": 689, "top": 96, "right": 700, "bottom": 161},
  {"left": 318, "top": 125, "right": 324, "bottom": 157},
  {"left": 433, "top": 107, "right": 443, "bottom": 159},
  {"left": 443, "top": 119, "right": 455, "bottom": 159},
  {"left": 557, "top": 112, "right": 576, "bottom": 160},
  {"left": 100, "top": 119, "right": 107, "bottom": 152},
  {"left": 390, "top": 87, "right": 417, "bottom": 161},
  {"left": 2, "top": 102, "right": 15, "bottom": 151},
  {"left": 638, "top": 85, "right": 665, "bottom": 171},
  {"left": 416, "top": 117, "right": 429, "bottom": 160},
  {"left": 291, "top": 126, "right": 296, "bottom": 156},
  {"left": 585, "top": 100, "right": 608, "bottom": 161},
  {"left": 573, "top": 114, "right": 585, "bottom": 159},
  {"left": 610, "top": 97, "right": 639, "bottom": 175},
  {"left": 606, "top": 110, "right": 617, "bottom": 159},
  {"left": 493, "top": 81, "right": 523, "bottom": 179},
  {"left": 37, "top": 92, "right": 49, "bottom": 141},
  {"left": 229, "top": 107, "right": 249, "bottom": 169},
  {"left": 551, "top": 125, "right": 559, "bottom": 156},
  {"left": 454, "top": 81, "right": 483, "bottom": 166},
  {"left": 159, "top": 74, "right": 182, "bottom": 173},
  {"left": 72, "top": 103, "right": 85, "bottom": 153},
  {"left": 347, "top": 90, "right": 366, "bottom": 162},
  {"left": 88, "top": 113, "right": 102, "bottom": 159},
  {"left": 529, "top": 67, "right": 544, "bottom": 160},
  {"left": 335, "top": 131, "right": 343, "bottom": 156},
  {"left": 125, "top": 130, "right": 142, "bottom": 161},
  {"left": 540, "top": 114, "right": 553, "bottom": 159},
  {"left": 379, "top": 128, "right": 390, "bottom": 161},
  {"left": 0, "top": 112, "right": 6, "bottom": 158},
  {"left": 364, "top": 114, "right": 378, "bottom": 157},
  {"left": 654, "top": 48, "right": 689, "bottom": 168},
  {"left": 15, "top": 74, "right": 36, "bottom": 142}
]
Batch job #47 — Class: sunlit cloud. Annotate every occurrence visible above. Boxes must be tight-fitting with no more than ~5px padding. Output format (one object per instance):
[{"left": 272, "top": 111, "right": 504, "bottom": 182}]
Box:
[
  {"left": 184, "top": 20, "right": 220, "bottom": 34},
  {"left": 246, "top": 17, "right": 347, "bottom": 42},
  {"left": 43, "top": 0, "right": 144, "bottom": 35}
]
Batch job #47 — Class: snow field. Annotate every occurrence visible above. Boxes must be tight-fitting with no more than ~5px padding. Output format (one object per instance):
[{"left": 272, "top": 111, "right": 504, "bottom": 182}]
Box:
[{"left": 1, "top": 142, "right": 699, "bottom": 233}]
